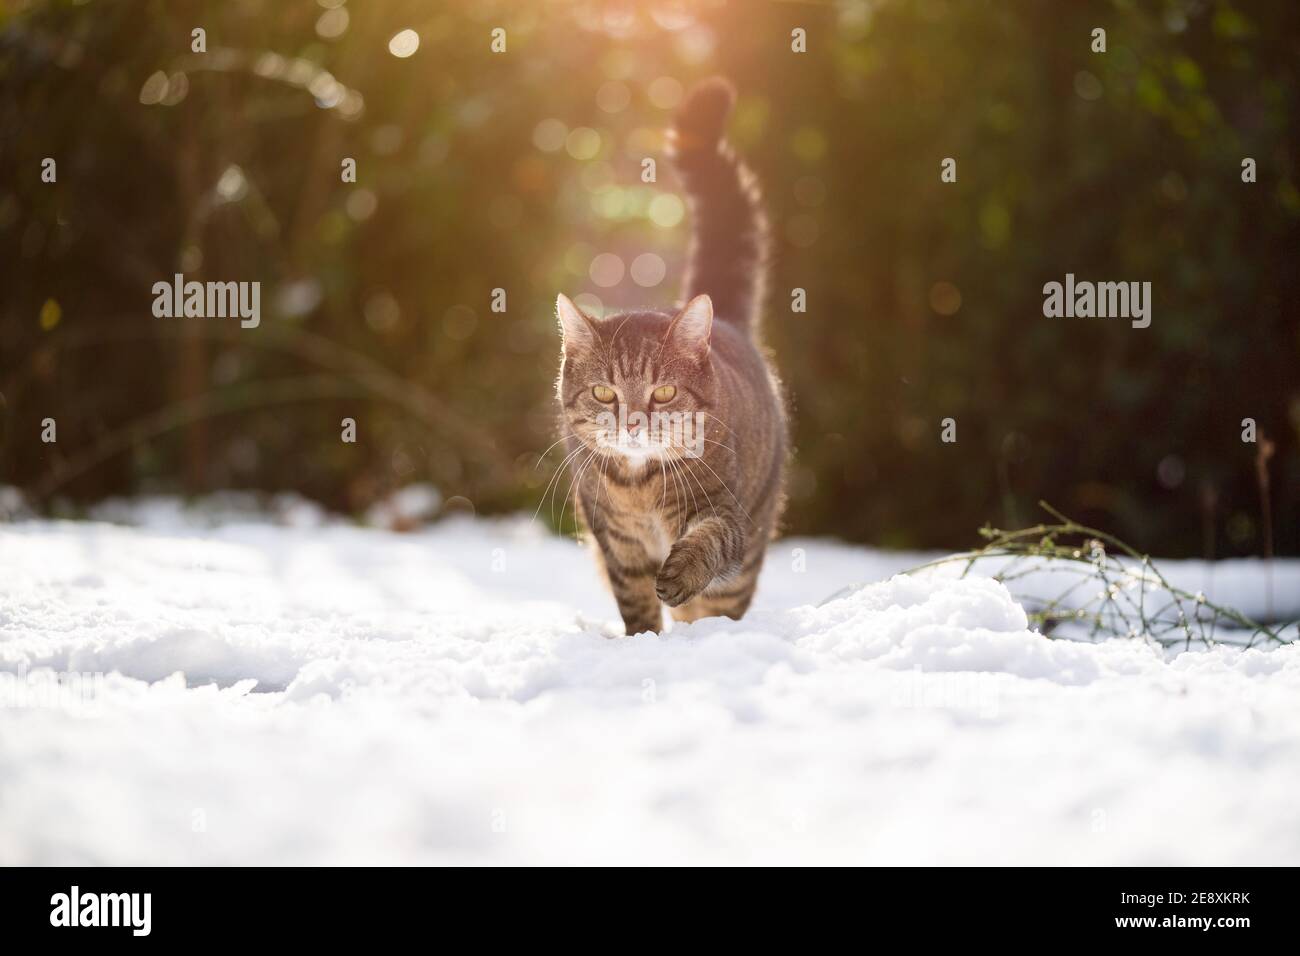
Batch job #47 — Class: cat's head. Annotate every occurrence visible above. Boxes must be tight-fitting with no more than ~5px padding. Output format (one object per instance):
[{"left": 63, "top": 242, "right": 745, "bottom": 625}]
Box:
[{"left": 556, "top": 292, "right": 715, "bottom": 465}]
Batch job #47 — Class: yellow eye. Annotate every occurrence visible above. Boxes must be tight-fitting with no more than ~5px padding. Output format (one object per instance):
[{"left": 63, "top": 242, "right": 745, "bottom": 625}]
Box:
[
  {"left": 652, "top": 384, "right": 677, "bottom": 403},
  {"left": 592, "top": 385, "right": 616, "bottom": 403}
]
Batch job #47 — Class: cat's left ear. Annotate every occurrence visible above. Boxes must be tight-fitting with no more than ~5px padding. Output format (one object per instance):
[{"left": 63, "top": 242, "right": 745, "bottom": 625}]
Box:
[{"left": 668, "top": 294, "right": 713, "bottom": 355}]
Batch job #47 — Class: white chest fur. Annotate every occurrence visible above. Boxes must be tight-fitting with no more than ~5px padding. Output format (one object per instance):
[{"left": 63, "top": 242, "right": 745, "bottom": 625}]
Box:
[{"left": 623, "top": 512, "right": 671, "bottom": 563}]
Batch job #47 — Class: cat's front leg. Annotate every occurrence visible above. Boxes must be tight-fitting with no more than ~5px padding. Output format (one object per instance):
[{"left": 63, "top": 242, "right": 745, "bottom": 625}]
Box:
[
  {"left": 597, "top": 541, "right": 665, "bottom": 635},
  {"left": 655, "top": 514, "right": 746, "bottom": 608}
]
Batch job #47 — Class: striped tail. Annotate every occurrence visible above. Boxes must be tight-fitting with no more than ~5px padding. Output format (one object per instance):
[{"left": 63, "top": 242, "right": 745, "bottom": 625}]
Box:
[{"left": 669, "top": 77, "right": 770, "bottom": 337}]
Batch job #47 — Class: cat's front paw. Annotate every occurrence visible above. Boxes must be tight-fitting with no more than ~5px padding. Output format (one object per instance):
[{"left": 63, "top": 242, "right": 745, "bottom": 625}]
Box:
[{"left": 655, "top": 542, "right": 711, "bottom": 607}]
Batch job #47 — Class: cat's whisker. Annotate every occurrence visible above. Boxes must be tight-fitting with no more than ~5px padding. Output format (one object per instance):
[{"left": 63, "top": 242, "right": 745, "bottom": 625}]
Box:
[
  {"left": 532, "top": 434, "right": 572, "bottom": 470},
  {"left": 556, "top": 452, "right": 592, "bottom": 529},
  {"left": 590, "top": 451, "right": 614, "bottom": 538},
  {"left": 655, "top": 456, "right": 669, "bottom": 513},
  {"left": 660, "top": 455, "right": 681, "bottom": 520},
  {"left": 586, "top": 445, "right": 612, "bottom": 524},
  {"left": 563, "top": 443, "right": 615, "bottom": 532},
  {"left": 549, "top": 443, "right": 596, "bottom": 526},
  {"left": 693, "top": 437, "right": 738, "bottom": 456},
  {"left": 661, "top": 451, "right": 685, "bottom": 517},
  {"left": 531, "top": 443, "right": 589, "bottom": 526},
  {"left": 561, "top": 447, "right": 601, "bottom": 525},
  {"left": 702, "top": 412, "right": 742, "bottom": 445},
  {"left": 674, "top": 453, "right": 721, "bottom": 522},
  {"left": 667, "top": 453, "right": 701, "bottom": 520},
  {"left": 676, "top": 448, "right": 753, "bottom": 526}
]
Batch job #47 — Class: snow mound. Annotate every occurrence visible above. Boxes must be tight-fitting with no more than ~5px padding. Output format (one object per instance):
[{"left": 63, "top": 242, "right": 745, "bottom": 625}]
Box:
[{"left": 2, "top": 508, "right": 1299, "bottom": 865}]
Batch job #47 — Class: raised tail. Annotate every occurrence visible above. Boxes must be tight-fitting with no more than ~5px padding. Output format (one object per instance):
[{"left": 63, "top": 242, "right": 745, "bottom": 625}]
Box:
[{"left": 669, "top": 77, "right": 769, "bottom": 337}]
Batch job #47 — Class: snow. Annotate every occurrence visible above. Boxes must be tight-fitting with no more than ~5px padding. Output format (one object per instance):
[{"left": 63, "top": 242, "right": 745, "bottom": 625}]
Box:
[{"left": 2, "top": 498, "right": 1299, "bottom": 865}]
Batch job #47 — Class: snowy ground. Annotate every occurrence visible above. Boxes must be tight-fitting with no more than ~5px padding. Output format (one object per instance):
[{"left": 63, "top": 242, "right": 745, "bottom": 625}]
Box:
[{"left": 2, "top": 496, "right": 1300, "bottom": 865}]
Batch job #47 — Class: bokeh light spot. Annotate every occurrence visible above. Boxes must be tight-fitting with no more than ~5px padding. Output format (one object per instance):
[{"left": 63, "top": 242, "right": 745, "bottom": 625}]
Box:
[
  {"left": 345, "top": 189, "right": 377, "bottom": 222},
  {"left": 593, "top": 187, "right": 625, "bottom": 219},
  {"left": 139, "top": 71, "right": 168, "bottom": 105},
  {"left": 589, "top": 253, "right": 625, "bottom": 288},
  {"left": 371, "top": 124, "right": 404, "bottom": 155},
  {"left": 160, "top": 72, "right": 189, "bottom": 106},
  {"left": 928, "top": 281, "right": 962, "bottom": 316},
  {"left": 365, "top": 292, "right": 401, "bottom": 332},
  {"left": 253, "top": 53, "right": 286, "bottom": 79},
  {"left": 443, "top": 305, "right": 477, "bottom": 341},
  {"left": 1157, "top": 455, "right": 1186, "bottom": 489},
  {"left": 791, "top": 127, "right": 828, "bottom": 163},
  {"left": 388, "top": 29, "right": 419, "bottom": 58},
  {"left": 597, "top": 81, "right": 632, "bottom": 113},
  {"left": 309, "top": 72, "right": 343, "bottom": 108},
  {"left": 675, "top": 26, "right": 716, "bottom": 64},
  {"left": 565, "top": 127, "right": 602, "bottom": 160},
  {"left": 647, "top": 76, "right": 683, "bottom": 109},
  {"left": 316, "top": 8, "right": 349, "bottom": 40},
  {"left": 630, "top": 253, "right": 667, "bottom": 287},
  {"left": 215, "top": 165, "right": 248, "bottom": 203},
  {"left": 650, "top": 3, "right": 697, "bottom": 30},
  {"left": 1160, "top": 171, "right": 1189, "bottom": 203},
  {"left": 338, "top": 90, "right": 365, "bottom": 120},
  {"left": 420, "top": 133, "right": 449, "bottom": 166},
  {"left": 1074, "top": 70, "right": 1103, "bottom": 101},
  {"left": 442, "top": 496, "right": 476, "bottom": 518},
  {"left": 275, "top": 279, "right": 323, "bottom": 318},
  {"left": 533, "top": 118, "right": 568, "bottom": 152},
  {"left": 39, "top": 298, "right": 61, "bottom": 331},
  {"left": 648, "top": 193, "right": 684, "bottom": 227}
]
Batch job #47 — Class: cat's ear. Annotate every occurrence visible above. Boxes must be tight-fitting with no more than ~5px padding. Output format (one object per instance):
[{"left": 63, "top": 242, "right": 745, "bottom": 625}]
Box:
[
  {"left": 668, "top": 294, "right": 713, "bottom": 354},
  {"left": 556, "top": 293, "right": 597, "bottom": 350}
]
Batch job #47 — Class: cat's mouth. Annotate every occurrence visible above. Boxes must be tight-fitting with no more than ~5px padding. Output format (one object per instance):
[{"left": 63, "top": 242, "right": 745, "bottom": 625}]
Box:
[{"left": 596, "top": 432, "right": 668, "bottom": 463}]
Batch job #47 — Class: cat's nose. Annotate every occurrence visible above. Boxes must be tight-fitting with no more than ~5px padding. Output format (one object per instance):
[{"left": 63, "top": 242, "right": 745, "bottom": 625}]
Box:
[{"left": 625, "top": 419, "right": 642, "bottom": 434}]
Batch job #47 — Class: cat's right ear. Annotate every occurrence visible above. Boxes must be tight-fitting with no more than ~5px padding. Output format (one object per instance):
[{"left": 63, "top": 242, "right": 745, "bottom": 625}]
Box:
[{"left": 556, "top": 293, "right": 596, "bottom": 350}]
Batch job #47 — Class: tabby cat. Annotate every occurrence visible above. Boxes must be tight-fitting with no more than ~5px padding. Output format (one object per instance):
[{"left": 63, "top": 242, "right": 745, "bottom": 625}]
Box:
[{"left": 554, "top": 78, "right": 787, "bottom": 635}]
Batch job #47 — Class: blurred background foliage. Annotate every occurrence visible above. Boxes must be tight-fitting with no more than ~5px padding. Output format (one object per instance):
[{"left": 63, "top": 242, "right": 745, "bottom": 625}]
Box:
[{"left": 0, "top": 0, "right": 1297, "bottom": 556}]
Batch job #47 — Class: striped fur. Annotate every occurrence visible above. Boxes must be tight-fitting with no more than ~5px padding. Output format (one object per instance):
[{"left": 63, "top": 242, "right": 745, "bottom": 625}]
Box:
[
  {"left": 554, "top": 79, "right": 786, "bottom": 635},
  {"left": 671, "top": 76, "right": 769, "bottom": 334}
]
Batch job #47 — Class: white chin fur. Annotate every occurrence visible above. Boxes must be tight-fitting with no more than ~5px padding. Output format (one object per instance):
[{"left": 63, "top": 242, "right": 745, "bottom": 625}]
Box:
[{"left": 612, "top": 444, "right": 661, "bottom": 465}]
